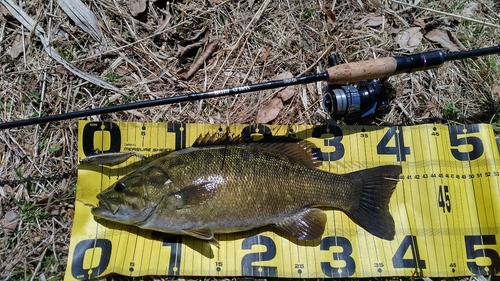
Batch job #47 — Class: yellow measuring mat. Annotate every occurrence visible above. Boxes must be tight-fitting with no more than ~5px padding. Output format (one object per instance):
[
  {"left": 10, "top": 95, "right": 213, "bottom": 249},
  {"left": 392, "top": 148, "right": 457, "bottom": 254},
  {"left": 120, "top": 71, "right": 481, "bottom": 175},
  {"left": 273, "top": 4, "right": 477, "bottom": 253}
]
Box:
[{"left": 65, "top": 121, "right": 500, "bottom": 280}]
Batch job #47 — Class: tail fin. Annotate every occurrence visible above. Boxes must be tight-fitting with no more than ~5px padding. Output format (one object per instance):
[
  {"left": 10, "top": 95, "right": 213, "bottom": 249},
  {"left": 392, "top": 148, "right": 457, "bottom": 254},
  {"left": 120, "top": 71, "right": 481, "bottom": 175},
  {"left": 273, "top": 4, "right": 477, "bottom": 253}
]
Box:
[{"left": 346, "top": 165, "right": 402, "bottom": 240}]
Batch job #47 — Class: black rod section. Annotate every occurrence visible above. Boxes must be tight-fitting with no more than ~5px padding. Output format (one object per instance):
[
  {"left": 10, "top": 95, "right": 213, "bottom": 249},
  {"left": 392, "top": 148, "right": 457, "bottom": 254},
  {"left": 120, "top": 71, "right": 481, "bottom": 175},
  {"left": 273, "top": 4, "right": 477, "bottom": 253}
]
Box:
[
  {"left": 0, "top": 73, "right": 328, "bottom": 130},
  {"left": 445, "top": 44, "right": 500, "bottom": 61},
  {"left": 394, "top": 44, "right": 500, "bottom": 74}
]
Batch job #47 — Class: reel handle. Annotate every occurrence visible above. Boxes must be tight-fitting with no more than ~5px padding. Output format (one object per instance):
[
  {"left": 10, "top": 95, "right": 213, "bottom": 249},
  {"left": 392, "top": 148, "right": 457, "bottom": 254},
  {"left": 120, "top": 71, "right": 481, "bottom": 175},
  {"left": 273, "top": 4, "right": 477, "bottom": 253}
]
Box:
[{"left": 325, "top": 51, "right": 446, "bottom": 84}]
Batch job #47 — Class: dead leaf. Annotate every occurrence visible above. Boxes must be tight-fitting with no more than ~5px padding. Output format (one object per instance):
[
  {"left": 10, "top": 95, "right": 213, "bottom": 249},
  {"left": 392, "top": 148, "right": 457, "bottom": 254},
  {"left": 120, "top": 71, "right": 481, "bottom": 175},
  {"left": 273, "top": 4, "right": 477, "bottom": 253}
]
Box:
[
  {"left": 493, "top": 82, "right": 500, "bottom": 99},
  {"left": 461, "top": 2, "right": 479, "bottom": 17},
  {"left": 0, "top": 2, "right": 12, "bottom": 19},
  {"left": 177, "top": 27, "right": 209, "bottom": 57},
  {"left": 2, "top": 210, "right": 19, "bottom": 238},
  {"left": 55, "top": 64, "right": 69, "bottom": 75},
  {"left": 365, "top": 16, "right": 383, "bottom": 27},
  {"left": 177, "top": 41, "right": 205, "bottom": 58},
  {"left": 260, "top": 46, "right": 271, "bottom": 62},
  {"left": 128, "top": 0, "right": 147, "bottom": 17},
  {"left": 58, "top": 0, "right": 105, "bottom": 44},
  {"left": 179, "top": 40, "right": 219, "bottom": 80},
  {"left": 154, "top": 11, "right": 172, "bottom": 34},
  {"left": 355, "top": 14, "right": 383, "bottom": 28},
  {"left": 182, "top": 26, "right": 208, "bottom": 44},
  {"left": 34, "top": 194, "right": 49, "bottom": 206},
  {"left": 413, "top": 18, "right": 426, "bottom": 29},
  {"left": 322, "top": 6, "right": 336, "bottom": 28},
  {"left": 387, "top": 26, "right": 400, "bottom": 35},
  {"left": 396, "top": 27, "right": 422, "bottom": 52},
  {"left": 275, "top": 71, "right": 296, "bottom": 102},
  {"left": 425, "top": 29, "right": 466, "bottom": 52},
  {"left": 65, "top": 208, "right": 75, "bottom": 220},
  {"left": 8, "top": 34, "right": 24, "bottom": 59},
  {"left": 116, "top": 65, "right": 134, "bottom": 75},
  {"left": 255, "top": 97, "right": 283, "bottom": 124}
]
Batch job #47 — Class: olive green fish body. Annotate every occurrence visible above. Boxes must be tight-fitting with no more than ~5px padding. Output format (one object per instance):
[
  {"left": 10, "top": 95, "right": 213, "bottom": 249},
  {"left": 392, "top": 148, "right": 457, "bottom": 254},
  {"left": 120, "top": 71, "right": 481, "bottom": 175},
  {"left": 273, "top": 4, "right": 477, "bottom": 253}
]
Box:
[
  {"left": 143, "top": 146, "right": 349, "bottom": 230},
  {"left": 92, "top": 139, "right": 401, "bottom": 244}
]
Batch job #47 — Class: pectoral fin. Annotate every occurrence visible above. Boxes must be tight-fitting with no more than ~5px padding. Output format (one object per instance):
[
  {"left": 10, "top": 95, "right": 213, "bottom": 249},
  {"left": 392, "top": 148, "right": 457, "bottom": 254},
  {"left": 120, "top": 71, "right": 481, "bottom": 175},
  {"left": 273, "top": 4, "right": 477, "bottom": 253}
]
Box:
[
  {"left": 275, "top": 208, "right": 326, "bottom": 240},
  {"left": 182, "top": 228, "right": 220, "bottom": 247},
  {"left": 171, "top": 182, "right": 217, "bottom": 208}
]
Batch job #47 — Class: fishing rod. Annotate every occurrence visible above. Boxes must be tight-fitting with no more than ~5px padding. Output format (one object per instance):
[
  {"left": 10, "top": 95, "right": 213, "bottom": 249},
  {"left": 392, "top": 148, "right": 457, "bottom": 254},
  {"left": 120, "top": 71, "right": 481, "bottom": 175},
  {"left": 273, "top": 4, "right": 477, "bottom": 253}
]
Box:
[{"left": 0, "top": 44, "right": 499, "bottom": 129}]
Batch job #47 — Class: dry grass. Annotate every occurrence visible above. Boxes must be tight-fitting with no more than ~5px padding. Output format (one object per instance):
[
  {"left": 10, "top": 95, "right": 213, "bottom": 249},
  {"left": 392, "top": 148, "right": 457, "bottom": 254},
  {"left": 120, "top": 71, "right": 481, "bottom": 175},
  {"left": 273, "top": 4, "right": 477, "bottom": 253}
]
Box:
[{"left": 0, "top": 0, "right": 499, "bottom": 279}]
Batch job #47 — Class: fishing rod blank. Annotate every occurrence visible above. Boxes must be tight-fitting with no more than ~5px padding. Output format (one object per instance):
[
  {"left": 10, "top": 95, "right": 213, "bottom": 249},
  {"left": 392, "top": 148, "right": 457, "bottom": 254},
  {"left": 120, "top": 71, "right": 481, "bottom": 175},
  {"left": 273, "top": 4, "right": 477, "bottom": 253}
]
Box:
[{"left": 0, "top": 73, "right": 327, "bottom": 129}]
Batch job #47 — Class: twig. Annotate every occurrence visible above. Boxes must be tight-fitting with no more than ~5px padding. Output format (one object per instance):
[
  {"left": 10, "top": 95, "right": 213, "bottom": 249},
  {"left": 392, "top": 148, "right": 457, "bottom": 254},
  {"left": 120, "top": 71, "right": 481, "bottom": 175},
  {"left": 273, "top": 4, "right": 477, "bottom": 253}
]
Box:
[
  {"left": 478, "top": 0, "right": 500, "bottom": 20},
  {"left": 180, "top": 40, "right": 220, "bottom": 80},
  {"left": 29, "top": 247, "right": 48, "bottom": 281},
  {"left": 242, "top": 48, "right": 261, "bottom": 85},
  {"left": 298, "top": 43, "right": 335, "bottom": 76},
  {"left": 388, "top": 0, "right": 500, "bottom": 28}
]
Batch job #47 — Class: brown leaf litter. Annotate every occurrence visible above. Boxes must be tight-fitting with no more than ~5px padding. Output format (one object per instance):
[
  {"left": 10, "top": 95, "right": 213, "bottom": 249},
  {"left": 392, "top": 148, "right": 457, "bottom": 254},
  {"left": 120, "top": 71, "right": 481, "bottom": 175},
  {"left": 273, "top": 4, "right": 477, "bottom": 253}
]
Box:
[
  {"left": 425, "top": 28, "right": 466, "bottom": 52},
  {"left": 396, "top": 27, "right": 423, "bottom": 52},
  {"left": 255, "top": 71, "right": 296, "bottom": 124}
]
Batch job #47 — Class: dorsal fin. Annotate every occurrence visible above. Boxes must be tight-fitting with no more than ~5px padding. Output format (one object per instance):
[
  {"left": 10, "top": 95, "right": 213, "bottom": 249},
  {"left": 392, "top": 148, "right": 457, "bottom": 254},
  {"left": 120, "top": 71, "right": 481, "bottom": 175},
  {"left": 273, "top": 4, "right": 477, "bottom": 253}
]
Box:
[
  {"left": 191, "top": 132, "right": 321, "bottom": 168},
  {"left": 192, "top": 132, "right": 242, "bottom": 147},
  {"left": 248, "top": 140, "right": 322, "bottom": 168}
]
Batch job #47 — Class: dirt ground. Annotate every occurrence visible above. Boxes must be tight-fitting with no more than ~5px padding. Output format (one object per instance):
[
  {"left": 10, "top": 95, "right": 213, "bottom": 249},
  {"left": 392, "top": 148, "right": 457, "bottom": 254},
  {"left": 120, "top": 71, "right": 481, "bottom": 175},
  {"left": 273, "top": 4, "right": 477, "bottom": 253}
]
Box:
[{"left": 0, "top": 0, "right": 499, "bottom": 279}]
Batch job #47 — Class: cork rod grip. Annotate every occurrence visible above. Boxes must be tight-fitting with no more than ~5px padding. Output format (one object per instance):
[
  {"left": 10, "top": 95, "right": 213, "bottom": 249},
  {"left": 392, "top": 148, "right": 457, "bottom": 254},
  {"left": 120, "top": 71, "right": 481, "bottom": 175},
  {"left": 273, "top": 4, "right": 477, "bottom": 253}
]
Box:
[{"left": 325, "top": 57, "right": 398, "bottom": 84}]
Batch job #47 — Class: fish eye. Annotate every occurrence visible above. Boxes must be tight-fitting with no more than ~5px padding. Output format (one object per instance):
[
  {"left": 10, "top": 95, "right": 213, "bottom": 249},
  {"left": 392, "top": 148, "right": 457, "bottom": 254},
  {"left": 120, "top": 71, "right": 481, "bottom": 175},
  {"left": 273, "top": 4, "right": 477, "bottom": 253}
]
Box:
[{"left": 114, "top": 182, "right": 126, "bottom": 192}]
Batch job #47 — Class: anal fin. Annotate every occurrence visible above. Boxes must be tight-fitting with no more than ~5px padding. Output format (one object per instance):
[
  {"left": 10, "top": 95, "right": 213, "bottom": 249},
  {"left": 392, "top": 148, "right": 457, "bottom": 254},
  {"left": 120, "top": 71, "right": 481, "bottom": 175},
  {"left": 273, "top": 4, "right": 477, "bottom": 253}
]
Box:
[{"left": 274, "top": 208, "right": 326, "bottom": 240}]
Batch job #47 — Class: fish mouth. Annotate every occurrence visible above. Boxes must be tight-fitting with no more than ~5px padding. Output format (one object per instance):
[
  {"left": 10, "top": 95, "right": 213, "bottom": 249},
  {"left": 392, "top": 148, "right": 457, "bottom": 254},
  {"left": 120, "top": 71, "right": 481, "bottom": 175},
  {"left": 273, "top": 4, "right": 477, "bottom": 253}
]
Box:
[{"left": 91, "top": 195, "right": 119, "bottom": 217}]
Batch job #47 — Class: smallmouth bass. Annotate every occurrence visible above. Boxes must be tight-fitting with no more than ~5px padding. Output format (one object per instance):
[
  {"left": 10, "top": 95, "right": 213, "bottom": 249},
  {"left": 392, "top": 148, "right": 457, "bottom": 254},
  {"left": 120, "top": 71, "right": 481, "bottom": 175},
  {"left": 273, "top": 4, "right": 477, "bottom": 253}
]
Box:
[{"left": 91, "top": 135, "right": 401, "bottom": 246}]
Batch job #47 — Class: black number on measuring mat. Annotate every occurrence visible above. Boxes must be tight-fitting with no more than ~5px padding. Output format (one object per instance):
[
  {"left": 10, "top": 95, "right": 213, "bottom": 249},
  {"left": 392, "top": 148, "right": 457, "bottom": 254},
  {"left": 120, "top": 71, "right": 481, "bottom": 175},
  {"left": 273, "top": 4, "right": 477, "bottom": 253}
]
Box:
[
  {"left": 167, "top": 123, "right": 186, "bottom": 150},
  {"left": 438, "top": 185, "right": 451, "bottom": 213},
  {"left": 376, "top": 126, "right": 410, "bottom": 161},
  {"left": 320, "top": 236, "right": 355, "bottom": 277},
  {"left": 465, "top": 235, "right": 500, "bottom": 275},
  {"left": 81, "top": 122, "right": 121, "bottom": 156},
  {"left": 392, "top": 235, "right": 426, "bottom": 273},
  {"left": 448, "top": 125, "right": 484, "bottom": 161},
  {"left": 71, "top": 239, "right": 112, "bottom": 279},
  {"left": 241, "top": 235, "right": 278, "bottom": 277},
  {"left": 162, "top": 236, "right": 182, "bottom": 275},
  {"left": 312, "top": 125, "right": 345, "bottom": 161}
]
